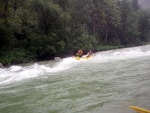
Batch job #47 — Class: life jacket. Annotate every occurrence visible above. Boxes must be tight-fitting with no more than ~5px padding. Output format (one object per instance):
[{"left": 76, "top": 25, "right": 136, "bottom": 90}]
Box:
[
  {"left": 87, "top": 51, "right": 93, "bottom": 57},
  {"left": 79, "top": 50, "right": 83, "bottom": 54},
  {"left": 77, "top": 50, "right": 83, "bottom": 55}
]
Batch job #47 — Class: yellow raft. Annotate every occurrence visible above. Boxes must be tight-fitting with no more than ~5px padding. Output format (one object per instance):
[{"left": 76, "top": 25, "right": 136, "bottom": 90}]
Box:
[
  {"left": 73, "top": 56, "right": 93, "bottom": 60},
  {"left": 129, "top": 106, "right": 150, "bottom": 113}
]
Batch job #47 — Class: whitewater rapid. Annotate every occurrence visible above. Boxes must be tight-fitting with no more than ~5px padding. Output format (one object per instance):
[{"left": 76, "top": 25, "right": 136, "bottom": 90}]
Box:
[
  {"left": 0, "top": 45, "right": 150, "bottom": 86},
  {"left": 0, "top": 57, "right": 78, "bottom": 85}
]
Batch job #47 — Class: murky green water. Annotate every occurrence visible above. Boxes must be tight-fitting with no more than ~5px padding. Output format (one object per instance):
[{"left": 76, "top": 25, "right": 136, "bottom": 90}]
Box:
[{"left": 0, "top": 45, "right": 150, "bottom": 113}]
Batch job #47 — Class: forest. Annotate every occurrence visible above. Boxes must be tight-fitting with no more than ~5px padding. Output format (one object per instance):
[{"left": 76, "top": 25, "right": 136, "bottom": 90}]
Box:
[{"left": 0, "top": 0, "right": 150, "bottom": 65}]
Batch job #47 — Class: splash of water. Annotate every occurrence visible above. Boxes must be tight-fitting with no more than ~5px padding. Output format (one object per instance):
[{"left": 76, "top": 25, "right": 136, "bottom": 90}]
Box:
[
  {"left": 0, "top": 45, "right": 150, "bottom": 85},
  {"left": 93, "top": 45, "right": 150, "bottom": 63},
  {"left": 0, "top": 57, "right": 79, "bottom": 85}
]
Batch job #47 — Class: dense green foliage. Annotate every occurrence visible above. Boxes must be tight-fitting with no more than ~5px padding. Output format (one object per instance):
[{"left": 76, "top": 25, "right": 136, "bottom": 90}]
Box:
[{"left": 0, "top": 0, "right": 150, "bottom": 65}]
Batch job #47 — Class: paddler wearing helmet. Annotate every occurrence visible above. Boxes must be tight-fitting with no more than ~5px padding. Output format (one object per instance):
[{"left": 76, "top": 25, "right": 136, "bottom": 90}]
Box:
[
  {"left": 86, "top": 50, "right": 93, "bottom": 57},
  {"left": 76, "top": 50, "right": 83, "bottom": 58}
]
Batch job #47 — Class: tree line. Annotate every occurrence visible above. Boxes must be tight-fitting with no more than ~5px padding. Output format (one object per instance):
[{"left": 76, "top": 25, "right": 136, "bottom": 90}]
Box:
[{"left": 0, "top": 0, "right": 150, "bottom": 65}]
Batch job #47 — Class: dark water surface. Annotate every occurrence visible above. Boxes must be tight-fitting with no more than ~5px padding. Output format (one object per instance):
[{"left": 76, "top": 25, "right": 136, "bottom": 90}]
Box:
[{"left": 0, "top": 45, "right": 150, "bottom": 113}]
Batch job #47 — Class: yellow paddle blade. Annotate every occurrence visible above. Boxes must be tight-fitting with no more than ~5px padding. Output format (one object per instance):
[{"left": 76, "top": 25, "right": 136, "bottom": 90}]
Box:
[{"left": 129, "top": 106, "right": 150, "bottom": 113}]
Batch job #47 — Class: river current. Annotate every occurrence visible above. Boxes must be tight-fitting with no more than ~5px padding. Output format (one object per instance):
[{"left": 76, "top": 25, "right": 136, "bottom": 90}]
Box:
[{"left": 0, "top": 45, "right": 150, "bottom": 113}]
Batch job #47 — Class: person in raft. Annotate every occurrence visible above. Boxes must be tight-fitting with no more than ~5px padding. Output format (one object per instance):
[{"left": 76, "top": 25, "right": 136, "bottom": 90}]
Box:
[
  {"left": 86, "top": 50, "right": 93, "bottom": 57},
  {"left": 76, "top": 50, "right": 83, "bottom": 58}
]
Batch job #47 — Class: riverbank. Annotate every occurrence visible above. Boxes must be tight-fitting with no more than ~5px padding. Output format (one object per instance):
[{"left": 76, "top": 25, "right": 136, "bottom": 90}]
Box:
[
  {"left": 0, "top": 45, "right": 123, "bottom": 67},
  {"left": 0, "top": 43, "right": 149, "bottom": 68}
]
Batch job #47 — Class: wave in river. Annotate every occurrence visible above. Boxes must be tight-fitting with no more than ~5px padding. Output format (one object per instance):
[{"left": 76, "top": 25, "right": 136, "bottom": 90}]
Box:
[
  {"left": 0, "top": 45, "right": 150, "bottom": 85},
  {"left": 0, "top": 57, "right": 80, "bottom": 85},
  {"left": 93, "top": 45, "right": 150, "bottom": 62}
]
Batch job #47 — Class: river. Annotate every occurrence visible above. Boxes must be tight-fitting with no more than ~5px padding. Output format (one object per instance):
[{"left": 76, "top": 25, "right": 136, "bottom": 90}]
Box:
[{"left": 0, "top": 45, "right": 150, "bottom": 113}]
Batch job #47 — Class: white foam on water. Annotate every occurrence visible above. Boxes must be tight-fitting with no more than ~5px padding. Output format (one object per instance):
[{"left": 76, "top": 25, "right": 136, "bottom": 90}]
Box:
[
  {"left": 93, "top": 46, "right": 150, "bottom": 63},
  {"left": 0, "top": 57, "right": 79, "bottom": 85},
  {"left": 1, "top": 45, "right": 150, "bottom": 85}
]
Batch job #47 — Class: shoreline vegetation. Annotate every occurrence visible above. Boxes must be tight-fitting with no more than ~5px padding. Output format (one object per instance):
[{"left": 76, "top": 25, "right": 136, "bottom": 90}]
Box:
[
  {"left": 0, "top": 45, "right": 123, "bottom": 67},
  {"left": 0, "top": 0, "right": 150, "bottom": 67},
  {"left": 0, "top": 43, "right": 148, "bottom": 68}
]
